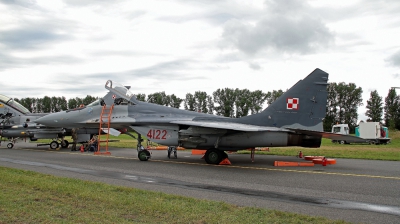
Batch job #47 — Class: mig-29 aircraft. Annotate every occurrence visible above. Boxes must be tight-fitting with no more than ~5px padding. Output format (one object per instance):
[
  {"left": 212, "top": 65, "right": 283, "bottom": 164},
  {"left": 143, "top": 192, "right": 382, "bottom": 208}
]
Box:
[{"left": 35, "top": 68, "right": 362, "bottom": 164}]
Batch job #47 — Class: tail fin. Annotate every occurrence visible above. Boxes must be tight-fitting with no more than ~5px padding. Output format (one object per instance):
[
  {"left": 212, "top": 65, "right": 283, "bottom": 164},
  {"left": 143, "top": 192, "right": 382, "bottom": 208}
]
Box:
[{"left": 238, "top": 68, "right": 329, "bottom": 131}]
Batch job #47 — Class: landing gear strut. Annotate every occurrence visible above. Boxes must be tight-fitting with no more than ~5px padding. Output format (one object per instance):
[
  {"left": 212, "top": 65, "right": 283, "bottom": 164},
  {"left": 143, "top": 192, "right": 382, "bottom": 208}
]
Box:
[
  {"left": 167, "top": 146, "right": 177, "bottom": 159},
  {"left": 137, "top": 134, "right": 151, "bottom": 161}
]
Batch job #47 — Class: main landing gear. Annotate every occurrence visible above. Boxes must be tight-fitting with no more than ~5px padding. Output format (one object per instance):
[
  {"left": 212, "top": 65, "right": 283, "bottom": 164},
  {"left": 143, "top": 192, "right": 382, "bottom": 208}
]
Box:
[
  {"left": 204, "top": 148, "right": 228, "bottom": 165},
  {"left": 167, "top": 146, "right": 177, "bottom": 159},
  {"left": 37, "top": 139, "right": 69, "bottom": 150}
]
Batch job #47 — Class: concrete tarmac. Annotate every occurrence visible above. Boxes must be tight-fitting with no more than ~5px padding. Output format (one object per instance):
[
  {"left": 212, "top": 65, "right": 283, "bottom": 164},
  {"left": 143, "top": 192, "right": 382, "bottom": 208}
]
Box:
[{"left": 0, "top": 142, "right": 399, "bottom": 224}]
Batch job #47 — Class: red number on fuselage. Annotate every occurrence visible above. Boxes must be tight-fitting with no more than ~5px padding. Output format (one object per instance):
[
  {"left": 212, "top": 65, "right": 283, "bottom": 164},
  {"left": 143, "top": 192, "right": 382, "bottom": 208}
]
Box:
[
  {"left": 147, "top": 129, "right": 167, "bottom": 140},
  {"left": 147, "top": 130, "right": 152, "bottom": 139}
]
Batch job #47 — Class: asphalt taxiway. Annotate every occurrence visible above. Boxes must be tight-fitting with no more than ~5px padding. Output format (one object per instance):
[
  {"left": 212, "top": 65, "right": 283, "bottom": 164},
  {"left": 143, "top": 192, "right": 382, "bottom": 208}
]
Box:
[{"left": 0, "top": 142, "right": 399, "bottom": 224}]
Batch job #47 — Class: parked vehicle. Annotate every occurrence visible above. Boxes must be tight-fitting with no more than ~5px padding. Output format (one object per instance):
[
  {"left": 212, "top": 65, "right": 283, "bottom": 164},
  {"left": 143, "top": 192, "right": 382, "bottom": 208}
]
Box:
[{"left": 331, "top": 122, "right": 390, "bottom": 145}]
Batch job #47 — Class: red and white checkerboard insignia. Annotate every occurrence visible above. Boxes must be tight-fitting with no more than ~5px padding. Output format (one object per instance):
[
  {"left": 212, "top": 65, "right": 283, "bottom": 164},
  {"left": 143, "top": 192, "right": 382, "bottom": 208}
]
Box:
[
  {"left": 287, "top": 98, "right": 299, "bottom": 110},
  {"left": 112, "top": 94, "right": 116, "bottom": 99}
]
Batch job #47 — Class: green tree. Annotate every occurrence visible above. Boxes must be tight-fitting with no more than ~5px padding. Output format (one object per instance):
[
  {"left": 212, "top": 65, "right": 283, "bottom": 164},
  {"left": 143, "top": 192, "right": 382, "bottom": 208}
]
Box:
[
  {"left": 213, "top": 88, "right": 236, "bottom": 117},
  {"left": 75, "top": 97, "right": 84, "bottom": 107},
  {"left": 248, "top": 90, "right": 268, "bottom": 114},
  {"left": 68, "top": 98, "right": 78, "bottom": 109},
  {"left": 35, "top": 98, "right": 43, "bottom": 113},
  {"left": 234, "top": 89, "right": 251, "bottom": 118},
  {"left": 266, "top": 90, "right": 284, "bottom": 105},
  {"left": 50, "top": 96, "right": 59, "bottom": 112},
  {"left": 384, "top": 88, "right": 400, "bottom": 130},
  {"left": 147, "top": 92, "right": 169, "bottom": 106},
  {"left": 169, "top": 94, "right": 182, "bottom": 108},
  {"left": 82, "top": 95, "right": 98, "bottom": 105},
  {"left": 206, "top": 95, "right": 214, "bottom": 114},
  {"left": 58, "top": 97, "right": 68, "bottom": 111},
  {"left": 15, "top": 97, "right": 34, "bottom": 113},
  {"left": 135, "top": 94, "right": 146, "bottom": 102},
  {"left": 184, "top": 93, "right": 195, "bottom": 111},
  {"left": 42, "top": 96, "right": 52, "bottom": 113},
  {"left": 365, "top": 90, "right": 383, "bottom": 122},
  {"left": 324, "top": 83, "right": 338, "bottom": 132},
  {"left": 193, "top": 91, "right": 209, "bottom": 113},
  {"left": 325, "top": 82, "right": 363, "bottom": 133}
]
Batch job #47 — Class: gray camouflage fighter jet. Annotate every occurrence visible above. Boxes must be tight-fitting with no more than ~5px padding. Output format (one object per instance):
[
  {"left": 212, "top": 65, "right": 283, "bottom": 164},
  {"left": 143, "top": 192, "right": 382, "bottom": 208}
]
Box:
[
  {"left": 35, "top": 68, "right": 363, "bottom": 164},
  {"left": 0, "top": 94, "right": 103, "bottom": 149}
]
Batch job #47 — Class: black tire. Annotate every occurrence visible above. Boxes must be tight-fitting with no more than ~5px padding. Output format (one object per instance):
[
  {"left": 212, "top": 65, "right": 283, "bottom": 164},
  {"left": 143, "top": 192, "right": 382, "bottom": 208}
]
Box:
[
  {"left": 173, "top": 150, "right": 177, "bottom": 159},
  {"left": 50, "top": 141, "right": 59, "bottom": 149},
  {"left": 339, "top": 140, "right": 346, "bottom": 144},
  {"left": 138, "top": 150, "right": 150, "bottom": 161},
  {"left": 61, "top": 140, "right": 69, "bottom": 148},
  {"left": 205, "top": 149, "right": 223, "bottom": 164},
  {"left": 7, "top": 143, "right": 13, "bottom": 149}
]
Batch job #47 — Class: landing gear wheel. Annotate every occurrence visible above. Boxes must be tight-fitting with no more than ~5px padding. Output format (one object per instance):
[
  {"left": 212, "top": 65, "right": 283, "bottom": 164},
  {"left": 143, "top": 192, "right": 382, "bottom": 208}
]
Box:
[
  {"left": 138, "top": 150, "right": 150, "bottom": 161},
  {"left": 61, "top": 140, "right": 69, "bottom": 148},
  {"left": 7, "top": 143, "right": 14, "bottom": 149},
  {"left": 205, "top": 149, "right": 223, "bottom": 164},
  {"left": 50, "top": 141, "right": 59, "bottom": 150},
  {"left": 173, "top": 150, "right": 177, "bottom": 159}
]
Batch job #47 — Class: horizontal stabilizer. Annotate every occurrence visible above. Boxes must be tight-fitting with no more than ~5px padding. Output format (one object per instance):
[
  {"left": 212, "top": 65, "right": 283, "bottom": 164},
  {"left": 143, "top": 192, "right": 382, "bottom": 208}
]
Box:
[{"left": 288, "top": 128, "right": 367, "bottom": 142}]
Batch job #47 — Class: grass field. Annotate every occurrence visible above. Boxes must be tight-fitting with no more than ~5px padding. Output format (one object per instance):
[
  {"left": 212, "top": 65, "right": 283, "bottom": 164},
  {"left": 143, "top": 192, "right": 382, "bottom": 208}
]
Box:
[{"left": 0, "top": 167, "right": 349, "bottom": 224}]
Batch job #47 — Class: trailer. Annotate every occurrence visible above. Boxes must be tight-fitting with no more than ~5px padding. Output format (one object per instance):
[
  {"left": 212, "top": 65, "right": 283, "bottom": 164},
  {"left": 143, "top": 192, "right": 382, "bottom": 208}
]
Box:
[{"left": 331, "top": 122, "right": 390, "bottom": 145}]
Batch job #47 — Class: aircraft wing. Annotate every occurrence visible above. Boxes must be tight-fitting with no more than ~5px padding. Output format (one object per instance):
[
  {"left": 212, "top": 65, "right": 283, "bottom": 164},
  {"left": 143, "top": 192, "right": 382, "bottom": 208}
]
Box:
[
  {"left": 170, "top": 120, "right": 287, "bottom": 132},
  {"left": 287, "top": 128, "right": 367, "bottom": 141}
]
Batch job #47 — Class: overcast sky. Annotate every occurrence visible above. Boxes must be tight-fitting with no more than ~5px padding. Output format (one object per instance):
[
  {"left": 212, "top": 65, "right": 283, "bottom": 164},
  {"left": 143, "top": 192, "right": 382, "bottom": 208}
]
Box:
[{"left": 1, "top": 0, "right": 399, "bottom": 121}]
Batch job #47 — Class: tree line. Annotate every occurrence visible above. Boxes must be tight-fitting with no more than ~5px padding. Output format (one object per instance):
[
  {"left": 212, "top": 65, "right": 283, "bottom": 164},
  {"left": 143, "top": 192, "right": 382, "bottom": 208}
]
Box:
[{"left": 14, "top": 83, "right": 400, "bottom": 132}]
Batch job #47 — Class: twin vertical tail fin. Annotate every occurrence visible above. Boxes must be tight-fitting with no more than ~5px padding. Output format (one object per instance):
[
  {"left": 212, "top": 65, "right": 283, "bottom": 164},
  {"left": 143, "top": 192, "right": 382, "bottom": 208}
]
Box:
[{"left": 239, "top": 68, "right": 329, "bottom": 132}]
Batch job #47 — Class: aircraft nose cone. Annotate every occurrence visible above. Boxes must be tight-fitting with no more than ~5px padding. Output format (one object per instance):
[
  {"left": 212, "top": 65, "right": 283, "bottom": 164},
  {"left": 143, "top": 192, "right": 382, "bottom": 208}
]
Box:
[{"left": 35, "top": 115, "right": 60, "bottom": 127}]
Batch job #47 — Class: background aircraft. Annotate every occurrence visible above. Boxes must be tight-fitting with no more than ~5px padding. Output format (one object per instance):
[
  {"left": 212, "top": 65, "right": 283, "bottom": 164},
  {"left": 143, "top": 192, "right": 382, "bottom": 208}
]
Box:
[
  {"left": 36, "top": 68, "right": 363, "bottom": 164},
  {"left": 0, "top": 94, "right": 101, "bottom": 149}
]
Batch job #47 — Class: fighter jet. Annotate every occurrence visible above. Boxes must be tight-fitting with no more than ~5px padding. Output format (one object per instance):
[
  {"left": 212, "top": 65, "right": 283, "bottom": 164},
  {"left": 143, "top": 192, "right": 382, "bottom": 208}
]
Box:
[
  {"left": 0, "top": 94, "right": 101, "bottom": 149},
  {"left": 35, "top": 68, "right": 362, "bottom": 164}
]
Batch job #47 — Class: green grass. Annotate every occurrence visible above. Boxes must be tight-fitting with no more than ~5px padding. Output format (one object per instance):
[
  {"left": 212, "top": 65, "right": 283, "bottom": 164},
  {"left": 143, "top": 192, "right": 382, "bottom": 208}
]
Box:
[{"left": 0, "top": 167, "right": 349, "bottom": 224}]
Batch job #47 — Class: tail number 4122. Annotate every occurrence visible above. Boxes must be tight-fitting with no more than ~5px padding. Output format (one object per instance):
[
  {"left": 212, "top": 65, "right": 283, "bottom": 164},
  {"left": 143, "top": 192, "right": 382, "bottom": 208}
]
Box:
[{"left": 147, "top": 129, "right": 167, "bottom": 140}]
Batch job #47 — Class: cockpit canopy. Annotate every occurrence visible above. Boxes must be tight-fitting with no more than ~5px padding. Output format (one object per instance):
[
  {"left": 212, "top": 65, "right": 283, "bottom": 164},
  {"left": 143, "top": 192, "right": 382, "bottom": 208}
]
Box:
[
  {"left": 0, "top": 94, "right": 31, "bottom": 114},
  {"left": 85, "top": 81, "right": 136, "bottom": 108}
]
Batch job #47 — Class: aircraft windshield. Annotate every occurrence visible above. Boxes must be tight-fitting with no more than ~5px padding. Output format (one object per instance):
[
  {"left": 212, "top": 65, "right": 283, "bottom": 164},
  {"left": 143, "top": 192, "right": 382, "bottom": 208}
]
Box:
[
  {"left": 86, "top": 98, "right": 101, "bottom": 107},
  {"left": 0, "top": 94, "right": 31, "bottom": 114},
  {"left": 105, "top": 80, "right": 134, "bottom": 102}
]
